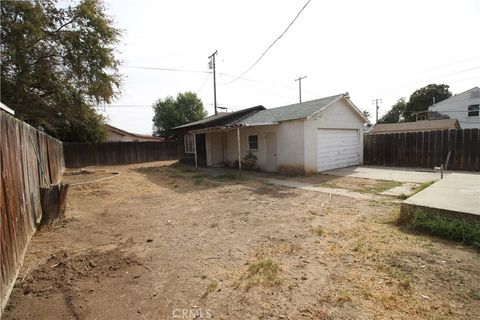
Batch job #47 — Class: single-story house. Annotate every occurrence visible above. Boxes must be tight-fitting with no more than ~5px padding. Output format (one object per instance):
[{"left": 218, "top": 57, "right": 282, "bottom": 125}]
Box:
[
  {"left": 105, "top": 124, "right": 166, "bottom": 142},
  {"left": 370, "top": 119, "right": 460, "bottom": 134},
  {"left": 174, "top": 93, "right": 368, "bottom": 174}
]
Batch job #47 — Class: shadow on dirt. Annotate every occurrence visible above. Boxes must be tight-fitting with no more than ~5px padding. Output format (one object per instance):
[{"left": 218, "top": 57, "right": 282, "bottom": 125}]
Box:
[
  {"left": 134, "top": 162, "right": 300, "bottom": 198},
  {"left": 134, "top": 162, "right": 245, "bottom": 194}
]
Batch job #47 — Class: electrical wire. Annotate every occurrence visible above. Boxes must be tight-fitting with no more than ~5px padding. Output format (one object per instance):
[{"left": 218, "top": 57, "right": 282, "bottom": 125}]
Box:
[
  {"left": 122, "top": 65, "right": 210, "bottom": 74},
  {"left": 226, "top": 0, "right": 312, "bottom": 84},
  {"left": 355, "top": 67, "right": 480, "bottom": 99},
  {"left": 394, "top": 55, "right": 480, "bottom": 80},
  {"left": 196, "top": 73, "right": 212, "bottom": 94}
]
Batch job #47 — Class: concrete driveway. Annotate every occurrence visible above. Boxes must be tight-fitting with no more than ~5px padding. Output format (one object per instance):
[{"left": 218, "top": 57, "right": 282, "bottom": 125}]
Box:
[{"left": 324, "top": 165, "right": 442, "bottom": 183}]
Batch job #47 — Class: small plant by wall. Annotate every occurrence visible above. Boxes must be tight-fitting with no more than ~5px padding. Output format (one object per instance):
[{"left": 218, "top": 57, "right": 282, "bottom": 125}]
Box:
[{"left": 242, "top": 151, "right": 258, "bottom": 171}]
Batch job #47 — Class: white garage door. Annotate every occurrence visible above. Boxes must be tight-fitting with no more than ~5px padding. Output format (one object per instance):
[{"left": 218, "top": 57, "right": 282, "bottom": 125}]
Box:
[{"left": 317, "top": 129, "right": 360, "bottom": 172}]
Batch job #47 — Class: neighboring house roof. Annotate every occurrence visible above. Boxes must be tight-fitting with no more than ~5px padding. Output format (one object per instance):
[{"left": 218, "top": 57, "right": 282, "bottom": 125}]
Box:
[
  {"left": 371, "top": 119, "right": 460, "bottom": 134},
  {"left": 173, "top": 105, "right": 266, "bottom": 130},
  {"left": 429, "top": 87, "right": 480, "bottom": 111},
  {"left": 105, "top": 124, "right": 165, "bottom": 141}
]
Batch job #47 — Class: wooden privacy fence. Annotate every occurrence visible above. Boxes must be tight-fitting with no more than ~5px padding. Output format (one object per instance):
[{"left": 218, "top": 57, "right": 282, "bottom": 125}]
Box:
[
  {"left": 0, "top": 111, "right": 65, "bottom": 313},
  {"left": 63, "top": 141, "right": 179, "bottom": 168},
  {"left": 364, "top": 129, "right": 480, "bottom": 171}
]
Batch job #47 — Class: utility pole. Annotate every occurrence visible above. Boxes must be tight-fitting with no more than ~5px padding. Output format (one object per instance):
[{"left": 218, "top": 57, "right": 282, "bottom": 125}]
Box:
[
  {"left": 294, "top": 76, "right": 307, "bottom": 103},
  {"left": 208, "top": 50, "right": 218, "bottom": 114},
  {"left": 372, "top": 98, "right": 382, "bottom": 123}
]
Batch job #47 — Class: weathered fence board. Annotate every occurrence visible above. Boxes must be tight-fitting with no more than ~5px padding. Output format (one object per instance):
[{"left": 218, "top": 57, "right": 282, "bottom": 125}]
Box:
[
  {"left": 364, "top": 129, "right": 480, "bottom": 171},
  {"left": 63, "top": 141, "right": 179, "bottom": 168},
  {"left": 0, "top": 111, "right": 64, "bottom": 314}
]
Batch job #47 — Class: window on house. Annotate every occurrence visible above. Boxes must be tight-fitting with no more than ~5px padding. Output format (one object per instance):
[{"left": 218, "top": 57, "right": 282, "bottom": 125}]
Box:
[
  {"left": 248, "top": 135, "right": 258, "bottom": 150},
  {"left": 468, "top": 104, "right": 479, "bottom": 117},
  {"left": 184, "top": 134, "right": 195, "bottom": 153}
]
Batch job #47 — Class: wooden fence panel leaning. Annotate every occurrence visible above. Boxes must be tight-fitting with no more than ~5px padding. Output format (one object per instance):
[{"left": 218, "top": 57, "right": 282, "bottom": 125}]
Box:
[
  {"left": 364, "top": 128, "right": 480, "bottom": 171},
  {"left": 63, "top": 141, "right": 179, "bottom": 168},
  {"left": 0, "top": 110, "right": 65, "bottom": 315}
]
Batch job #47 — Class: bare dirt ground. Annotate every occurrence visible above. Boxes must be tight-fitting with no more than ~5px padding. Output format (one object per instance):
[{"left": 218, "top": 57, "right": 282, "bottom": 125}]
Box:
[
  {"left": 62, "top": 169, "right": 118, "bottom": 185},
  {"left": 3, "top": 161, "right": 479, "bottom": 320}
]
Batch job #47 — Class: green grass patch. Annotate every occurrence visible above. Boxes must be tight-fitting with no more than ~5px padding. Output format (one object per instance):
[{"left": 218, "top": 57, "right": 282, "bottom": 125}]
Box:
[
  {"left": 377, "top": 263, "right": 412, "bottom": 290},
  {"left": 203, "top": 280, "right": 218, "bottom": 296},
  {"left": 318, "top": 182, "right": 338, "bottom": 188},
  {"left": 241, "top": 258, "right": 281, "bottom": 288},
  {"left": 414, "top": 181, "right": 435, "bottom": 193},
  {"left": 312, "top": 225, "right": 325, "bottom": 236},
  {"left": 398, "top": 181, "right": 435, "bottom": 199},
  {"left": 354, "top": 180, "right": 402, "bottom": 194},
  {"left": 403, "top": 210, "right": 480, "bottom": 250}
]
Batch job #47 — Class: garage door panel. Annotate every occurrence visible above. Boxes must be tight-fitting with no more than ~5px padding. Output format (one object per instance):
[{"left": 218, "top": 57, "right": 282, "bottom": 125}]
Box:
[
  {"left": 317, "top": 129, "right": 360, "bottom": 172},
  {"left": 318, "top": 144, "right": 359, "bottom": 151},
  {"left": 318, "top": 156, "right": 359, "bottom": 165},
  {"left": 318, "top": 153, "right": 359, "bottom": 162}
]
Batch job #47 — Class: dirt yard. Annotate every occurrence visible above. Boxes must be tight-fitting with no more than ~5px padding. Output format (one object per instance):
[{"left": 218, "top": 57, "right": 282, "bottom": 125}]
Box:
[{"left": 3, "top": 161, "right": 479, "bottom": 320}]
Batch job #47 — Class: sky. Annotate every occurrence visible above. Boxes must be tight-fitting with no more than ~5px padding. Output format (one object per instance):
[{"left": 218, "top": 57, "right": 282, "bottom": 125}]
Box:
[{"left": 99, "top": 0, "right": 480, "bottom": 134}]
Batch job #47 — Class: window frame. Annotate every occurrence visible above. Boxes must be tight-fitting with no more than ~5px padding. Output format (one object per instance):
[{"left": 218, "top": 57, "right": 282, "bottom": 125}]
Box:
[
  {"left": 467, "top": 104, "right": 479, "bottom": 117},
  {"left": 184, "top": 134, "right": 195, "bottom": 154},
  {"left": 248, "top": 134, "right": 259, "bottom": 150}
]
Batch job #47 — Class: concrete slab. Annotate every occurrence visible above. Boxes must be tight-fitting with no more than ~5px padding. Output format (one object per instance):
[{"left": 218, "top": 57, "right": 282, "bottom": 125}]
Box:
[
  {"left": 324, "top": 166, "right": 441, "bottom": 183},
  {"left": 401, "top": 173, "right": 480, "bottom": 221}
]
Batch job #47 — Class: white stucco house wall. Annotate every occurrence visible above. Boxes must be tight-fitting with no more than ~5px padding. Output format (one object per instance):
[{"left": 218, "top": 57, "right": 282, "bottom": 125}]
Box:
[
  {"left": 175, "top": 93, "right": 369, "bottom": 174},
  {"left": 428, "top": 87, "right": 480, "bottom": 129}
]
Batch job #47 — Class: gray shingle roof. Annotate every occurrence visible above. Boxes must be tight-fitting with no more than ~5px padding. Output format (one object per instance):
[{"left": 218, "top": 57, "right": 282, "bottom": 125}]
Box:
[{"left": 235, "top": 94, "right": 345, "bottom": 125}]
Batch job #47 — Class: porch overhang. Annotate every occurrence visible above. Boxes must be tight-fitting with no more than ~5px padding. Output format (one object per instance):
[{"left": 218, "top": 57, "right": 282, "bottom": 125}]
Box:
[
  {"left": 187, "top": 122, "right": 277, "bottom": 135},
  {"left": 188, "top": 122, "right": 276, "bottom": 174}
]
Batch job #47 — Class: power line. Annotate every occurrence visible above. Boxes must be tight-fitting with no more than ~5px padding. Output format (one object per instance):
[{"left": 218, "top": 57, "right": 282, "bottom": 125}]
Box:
[
  {"left": 121, "top": 65, "right": 210, "bottom": 74},
  {"left": 357, "top": 66, "right": 480, "bottom": 98},
  {"left": 395, "top": 55, "right": 480, "bottom": 80},
  {"left": 226, "top": 0, "right": 312, "bottom": 84},
  {"left": 196, "top": 73, "right": 212, "bottom": 94},
  {"left": 96, "top": 105, "right": 151, "bottom": 108}
]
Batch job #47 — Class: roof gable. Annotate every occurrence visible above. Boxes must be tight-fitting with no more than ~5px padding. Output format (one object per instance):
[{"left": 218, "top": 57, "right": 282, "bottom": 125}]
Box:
[{"left": 429, "top": 87, "right": 480, "bottom": 110}]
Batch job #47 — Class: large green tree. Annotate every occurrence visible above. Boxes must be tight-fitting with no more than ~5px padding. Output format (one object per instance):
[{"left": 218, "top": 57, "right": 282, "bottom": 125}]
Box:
[
  {"left": 403, "top": 84, "right": 452, "bottom": 122},
  {"left": 378, "top": 98, "right": 406, "bottom": 124},
  {"left": 1, "top": 0, "right": 121, "bottom": 142},
  {"left": 152, "top": 92, "right": 207, "bottom": 137}
]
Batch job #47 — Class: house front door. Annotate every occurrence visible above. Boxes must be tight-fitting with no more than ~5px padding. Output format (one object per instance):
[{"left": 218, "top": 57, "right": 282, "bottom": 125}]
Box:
[
  {"left": 265, "top": 132, "right": 277, "bottom": 172},
  {"left": 195, "top": 133, "right": 207, "bottom": 166}
]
